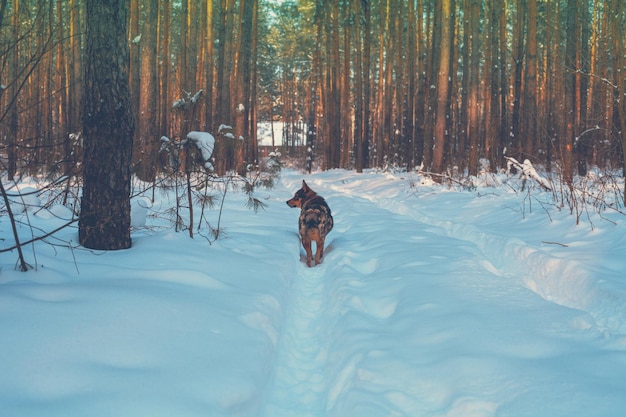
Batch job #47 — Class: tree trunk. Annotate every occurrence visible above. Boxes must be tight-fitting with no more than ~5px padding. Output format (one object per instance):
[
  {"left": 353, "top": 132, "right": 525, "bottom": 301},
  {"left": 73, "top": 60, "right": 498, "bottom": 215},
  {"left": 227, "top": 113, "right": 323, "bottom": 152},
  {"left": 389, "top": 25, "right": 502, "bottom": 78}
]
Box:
[
  {"left": 563, "top": 0, "right": 578, "bottom": 184},
  {"left": 69, "top": 0, "right": 83, "bottom": 134},
  {"left": 353, "top": 0, "right": 364, "bottom": 173},
  {"left": 362, "top": 0, "right": 371, "bottom": 169},
  {"left": 203, "top": 0, "right": 214, "bottom": 134},
  {"left": 7, "top": 0, "right": 19, "bottom": 180},
  {"left": 483, "top": 0, "right": 496, "bottom": 167},
  {"left": 134, "top": 0, "right": 158, "bottom": 181},
  {"left": 498, "top": 0, "right": 508, "bottom": 167},
  {"left": 466, "top": 0, "right": 481, "bottom": 176},
  {"left": 405, "top": 0, "right": 417, "bottom": 170},
  {"left": 129, "top": 0, "right": 140, "bottom": 131},
  {"left": 432, "top": 0, "right": 453, "bottom": 177},
  {"left": 522, "top": 0, "right": 538, "bottom": 160},
  {"left": 610, "top": 0, "right": 626, "bottom": 201},
  {"left": 510, "top": 0, "right": 525, "bottom": 157},
  {"left": 160, "top": 0, "right": 171, "bottom": 141},
  {"left": 341, "top": 11, "right": 352, "bottom": 168},
  {"left": 79, "top": 0, "right": 135, "bottom": 250}
]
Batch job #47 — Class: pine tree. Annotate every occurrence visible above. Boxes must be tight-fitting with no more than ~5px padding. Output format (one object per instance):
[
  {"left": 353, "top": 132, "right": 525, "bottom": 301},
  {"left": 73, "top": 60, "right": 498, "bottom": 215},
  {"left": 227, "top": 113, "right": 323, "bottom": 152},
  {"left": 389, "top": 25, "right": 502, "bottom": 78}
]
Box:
[{"left": 79, "top": 0, "right": 135, "bottom": 250}]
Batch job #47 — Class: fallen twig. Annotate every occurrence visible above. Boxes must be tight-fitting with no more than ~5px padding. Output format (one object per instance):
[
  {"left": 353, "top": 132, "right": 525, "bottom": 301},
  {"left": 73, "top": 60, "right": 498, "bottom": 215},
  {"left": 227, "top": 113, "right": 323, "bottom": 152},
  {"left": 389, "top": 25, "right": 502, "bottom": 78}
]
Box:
[{"left": 542, "top": 240, "right": 569, "bottom": 247}]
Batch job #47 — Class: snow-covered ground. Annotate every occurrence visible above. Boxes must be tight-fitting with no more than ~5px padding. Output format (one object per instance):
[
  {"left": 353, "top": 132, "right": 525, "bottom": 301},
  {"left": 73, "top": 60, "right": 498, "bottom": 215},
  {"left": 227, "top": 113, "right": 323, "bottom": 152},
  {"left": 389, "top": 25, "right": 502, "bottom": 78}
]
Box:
[{"left": 1, "top": 168, "right": 625, "bottom": 417}]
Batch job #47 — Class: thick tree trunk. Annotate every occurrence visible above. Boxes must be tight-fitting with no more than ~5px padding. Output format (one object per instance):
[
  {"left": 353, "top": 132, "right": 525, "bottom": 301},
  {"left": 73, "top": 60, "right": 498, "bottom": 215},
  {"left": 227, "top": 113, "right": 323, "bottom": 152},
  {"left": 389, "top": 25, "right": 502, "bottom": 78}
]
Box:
[{"left": 79, "top": 0, "right": 135, "bottom": 250}]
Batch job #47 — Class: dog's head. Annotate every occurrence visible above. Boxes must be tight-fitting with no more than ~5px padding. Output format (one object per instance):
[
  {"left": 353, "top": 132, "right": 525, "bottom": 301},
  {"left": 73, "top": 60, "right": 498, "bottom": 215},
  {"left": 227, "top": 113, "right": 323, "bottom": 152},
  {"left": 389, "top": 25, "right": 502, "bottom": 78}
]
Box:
[{"left": 286, "top": 180, "right": 317, "bottom": 208}]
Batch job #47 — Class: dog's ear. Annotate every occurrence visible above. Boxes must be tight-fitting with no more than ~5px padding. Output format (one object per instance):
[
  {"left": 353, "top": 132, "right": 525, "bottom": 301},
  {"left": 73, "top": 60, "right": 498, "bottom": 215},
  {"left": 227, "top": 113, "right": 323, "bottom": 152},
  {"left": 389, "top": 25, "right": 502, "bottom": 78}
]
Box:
[{"left": 302, "top": 180, "right": 309, "bottom": 190}]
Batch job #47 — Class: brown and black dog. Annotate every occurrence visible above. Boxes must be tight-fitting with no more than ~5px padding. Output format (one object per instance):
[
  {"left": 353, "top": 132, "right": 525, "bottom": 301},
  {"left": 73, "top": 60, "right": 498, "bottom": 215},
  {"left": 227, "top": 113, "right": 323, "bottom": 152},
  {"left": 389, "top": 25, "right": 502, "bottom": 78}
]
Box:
[{"left": 286, "top": 180, "right": 334, "bottom": 267}]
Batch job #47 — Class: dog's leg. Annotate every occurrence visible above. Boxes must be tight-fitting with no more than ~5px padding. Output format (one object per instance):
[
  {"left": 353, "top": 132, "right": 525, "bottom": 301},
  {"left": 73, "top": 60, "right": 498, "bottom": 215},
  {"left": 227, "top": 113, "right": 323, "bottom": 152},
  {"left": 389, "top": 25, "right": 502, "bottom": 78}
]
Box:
[
  {"left": 315, "top": 237, "right": 325, "bottom": 265},
  {"left": 303, "top": 238, "right": 313, "bottom": 267}
]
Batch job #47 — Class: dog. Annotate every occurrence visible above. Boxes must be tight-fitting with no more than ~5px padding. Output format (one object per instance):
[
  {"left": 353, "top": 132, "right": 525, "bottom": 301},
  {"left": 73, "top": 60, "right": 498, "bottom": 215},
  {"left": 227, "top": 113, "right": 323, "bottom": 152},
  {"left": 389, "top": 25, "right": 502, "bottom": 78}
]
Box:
[{"left": 286, "top": 180, "right": 334, "bottom": 267}]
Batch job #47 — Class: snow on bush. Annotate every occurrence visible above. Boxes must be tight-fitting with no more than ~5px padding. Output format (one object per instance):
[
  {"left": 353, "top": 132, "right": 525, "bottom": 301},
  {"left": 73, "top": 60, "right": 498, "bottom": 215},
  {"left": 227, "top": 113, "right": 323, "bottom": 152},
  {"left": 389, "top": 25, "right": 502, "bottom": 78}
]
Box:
[{"left": 183, "top": 131, "right": 215, "bottom": 171}]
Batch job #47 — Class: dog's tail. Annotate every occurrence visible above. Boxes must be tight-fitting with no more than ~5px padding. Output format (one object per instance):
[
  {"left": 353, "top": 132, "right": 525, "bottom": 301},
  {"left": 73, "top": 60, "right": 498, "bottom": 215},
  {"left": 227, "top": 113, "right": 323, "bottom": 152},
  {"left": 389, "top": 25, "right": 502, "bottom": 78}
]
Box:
[{"left": 303, "top": 210, "right": 322, "bottom": 229}]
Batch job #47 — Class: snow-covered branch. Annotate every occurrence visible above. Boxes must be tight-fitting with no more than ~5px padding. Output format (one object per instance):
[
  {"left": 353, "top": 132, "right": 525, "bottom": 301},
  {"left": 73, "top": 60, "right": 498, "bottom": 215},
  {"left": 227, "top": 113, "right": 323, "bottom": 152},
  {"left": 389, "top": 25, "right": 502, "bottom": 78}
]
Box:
[
  {"left": 172, "top": 89, "right": 204, "bottom": 110},
  {"left": 505, "top": 156, "right": 552, "bottom": 191}
]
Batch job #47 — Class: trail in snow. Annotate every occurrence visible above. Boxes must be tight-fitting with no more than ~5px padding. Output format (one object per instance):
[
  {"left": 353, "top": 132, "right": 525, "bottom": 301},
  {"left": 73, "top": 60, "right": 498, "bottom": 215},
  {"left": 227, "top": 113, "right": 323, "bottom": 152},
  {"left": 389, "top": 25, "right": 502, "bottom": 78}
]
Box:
[
  {"left": 263, "top": 175, "right": 517, "bottom": 416},
  {"left": 325, "top": 173, "right": 626, "bottom": 336},
  {"left": 261, "top": 263, "right": 329, "bottom": 417}
]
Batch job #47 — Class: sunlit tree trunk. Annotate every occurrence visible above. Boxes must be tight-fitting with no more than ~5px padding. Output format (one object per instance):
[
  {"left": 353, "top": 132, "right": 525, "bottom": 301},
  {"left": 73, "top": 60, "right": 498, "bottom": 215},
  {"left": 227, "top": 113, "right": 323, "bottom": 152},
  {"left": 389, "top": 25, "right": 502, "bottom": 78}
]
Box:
[
  {"left": 134, "top": 0, "right": 158, "bottom": 181},
  {"left": 216, "top": 0, "right": 233, "bottom": 131},
  {"left": 160, "top": 0, "right": 171, "bottom": 140},
  {"left": 203, "top": 0, "right": 214, "bottom": 133},
  {"left": 414, "top": 0, "right": 425, "bottom": 168},
  {"left": 353, "top": 0, "right": 364, "bottom": 172},
  {"left": 362, "top": 0, "right": 371, "bottom": 169},
  {"left": 431, "top": 0, "right": 453, "bottom": 178},
  {"left": 69, "top": 0, "right": 82, "bottom": 134},
  {"left": 466, "top": 0, "right": 481, "bottom": 176}
]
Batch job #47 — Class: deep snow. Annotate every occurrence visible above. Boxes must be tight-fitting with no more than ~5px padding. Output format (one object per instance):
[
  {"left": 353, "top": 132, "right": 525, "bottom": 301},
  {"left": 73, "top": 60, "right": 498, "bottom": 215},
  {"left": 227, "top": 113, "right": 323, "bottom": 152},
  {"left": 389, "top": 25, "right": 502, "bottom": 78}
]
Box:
[{"left": 1, "top": 168, "right": 626, "bottom": 417}]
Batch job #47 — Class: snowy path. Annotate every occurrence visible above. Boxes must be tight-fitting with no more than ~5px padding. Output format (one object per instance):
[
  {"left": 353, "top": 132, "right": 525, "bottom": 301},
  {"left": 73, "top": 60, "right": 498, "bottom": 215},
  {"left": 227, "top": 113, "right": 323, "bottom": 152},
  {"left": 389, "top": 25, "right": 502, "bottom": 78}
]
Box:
[
  {"left": 263, "top": 172, "right": 626, "bottom": 417},
  {"left": 262, "top": 174, "right": 536, "bottom": 416},
  {"left": 261, "top": 264, "right": 330, "bottom": 417}
]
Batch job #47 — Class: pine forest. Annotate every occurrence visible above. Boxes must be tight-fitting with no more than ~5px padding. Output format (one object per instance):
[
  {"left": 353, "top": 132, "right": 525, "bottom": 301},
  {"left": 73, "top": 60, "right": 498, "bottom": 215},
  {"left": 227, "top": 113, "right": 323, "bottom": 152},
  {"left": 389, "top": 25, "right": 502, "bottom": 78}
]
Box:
[{"left": 1, "top": 0, "right": 625, "bottom": 183}]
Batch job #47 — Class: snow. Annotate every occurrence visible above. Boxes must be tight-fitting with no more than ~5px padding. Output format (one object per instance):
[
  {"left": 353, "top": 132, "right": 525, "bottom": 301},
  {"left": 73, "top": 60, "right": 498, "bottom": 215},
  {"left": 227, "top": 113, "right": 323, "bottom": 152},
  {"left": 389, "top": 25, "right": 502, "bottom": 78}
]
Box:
[
  {"left": 184, "top": 131, "right": 215, "bottom": 170},
  {"left": 1, "top": 168, "right": 626, "bottom": 417}
]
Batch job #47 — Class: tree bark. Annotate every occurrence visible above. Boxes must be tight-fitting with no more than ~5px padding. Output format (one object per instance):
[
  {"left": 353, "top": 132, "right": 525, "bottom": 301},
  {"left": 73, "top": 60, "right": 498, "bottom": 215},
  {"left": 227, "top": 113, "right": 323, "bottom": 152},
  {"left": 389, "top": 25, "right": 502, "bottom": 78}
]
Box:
[
  {"left": 466, "top": 0, "right": 481, "bottom": 176},
  {"left": 431, "top": 0, "right": 453, "bottom": 177},
  {"left": 610, "top": 0, "right": 626, "bottom": 201},
  {"left": 79, "top": 0, "right": 135, "bottom": 250},
  {"left": 134, "top": 0, "right": 158, "bottom": 181},
  {"left": 522, "top": 0, "right": 538, "bottom": 160},
  {"left": 7, "top": 0, "right": 19, "bottom": 180},
  {"left": 353, "top": 0, "right": 364, "bottom": 172},
  {"left": 563, "top": 0, "right": 578, "bottom": 184}
]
